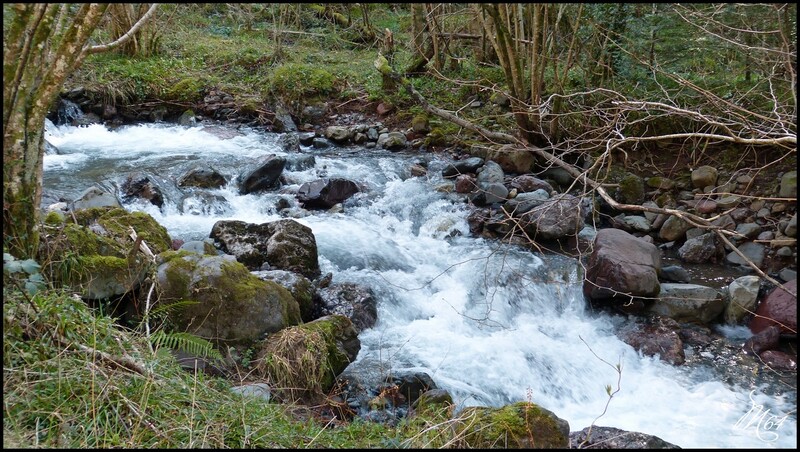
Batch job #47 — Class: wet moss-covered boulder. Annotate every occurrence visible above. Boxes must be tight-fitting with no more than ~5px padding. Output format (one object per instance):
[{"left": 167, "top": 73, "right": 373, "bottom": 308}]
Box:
[
  {"left": 156, "top": 251, "right": 301, "bottom": 347},
  {"left": 456, "top": 402, "right": 570, "bottom": 448},
  {"left": 252, "top": 269, "right": 315, "bottom": 322},
  {"left": 40, "top": 207, "right": 171, "bottom": 299},
  {"left": 71, "top": 207, "right": 172, "bottom": 254},
  {"left": 254, "top": 314, "right": 360, "bottom": 402}
]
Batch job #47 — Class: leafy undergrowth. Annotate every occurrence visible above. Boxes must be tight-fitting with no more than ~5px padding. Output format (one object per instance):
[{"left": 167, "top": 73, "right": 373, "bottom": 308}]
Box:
[{"left": 2, "top": 286, "right": 459, "bottom": 448}]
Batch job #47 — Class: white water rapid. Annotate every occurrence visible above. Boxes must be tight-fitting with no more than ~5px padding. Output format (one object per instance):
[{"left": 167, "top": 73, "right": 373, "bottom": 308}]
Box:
[{"left": 43, "top": 121, "right": 797, "bottom": 448}]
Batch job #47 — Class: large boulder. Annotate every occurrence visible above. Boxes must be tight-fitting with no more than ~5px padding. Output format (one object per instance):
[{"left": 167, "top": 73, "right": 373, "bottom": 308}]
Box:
[
  {"left": 518, "top": 194, "right": 586, "bottom": 240},
  {"left": 691, "top": 165, "right": 718, "bottom": 189},
  {"left": 156, "top": 252, "right": 301, "bottom": 346},
  {"left": 469, "top": 144, "right": 536, "bottom": 174},
  {"left": 209, "top": 219, "right": 320, "bottom": 278},
  {"left": 659, "top": 215, "right": 691, "bottom": 242},
  {"left": 41, "top": 207, "right": 171, "bottom": 300},
  {"left": 297, "top": 178, "right": 360, "bottom": 209},
  {"left": 238, "top": 154, "right": 286, "bottom": 194},
  {"left": 725, "top": 242, "right": 766, "bottom": 268},
  {"left": 749, "top": 279, "right": 797, "bottom": 336},
  {"left": 455, "top": 402, "right": 570, "bottom": 448},
  {"left": 584, "top": 229, "right": 661, "bottom": 302},
  {"left": 647, "top": 283, "right": 725, "bottom": 324},
  {"left": 254, "top": 314, "right": 360, "bottom": 402},
  {"left": 324, "top": 125, "right": 351, "bottom": 144}
]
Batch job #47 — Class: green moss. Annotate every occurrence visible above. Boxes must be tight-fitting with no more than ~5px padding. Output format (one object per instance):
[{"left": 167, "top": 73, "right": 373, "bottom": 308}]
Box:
[
  {"left": 44, "top": 211, "right": 65, "bottom": 226},
  {"left": 70, "top": 207, "right": 171, "bottom": 255},
  {"left": 80, "top": 255, "right": 130, "bottom": 271},
  {"left": 165, "top": 77, "right": 204, "bottom": 102},
  {"left": 216, "top": 261, "right": 301, "bottom": 327},
  {"left": 457, "top": 402, "right": 568, "bottom": 449},
  {"left": 269, "top": 63, "right": 336, "bottom": 103},
  {"left": 618, "top": 173, "right": 645, "bottom": 205},
  {"left": 161, "top": 254, "right": 196, "bottom": 300}
]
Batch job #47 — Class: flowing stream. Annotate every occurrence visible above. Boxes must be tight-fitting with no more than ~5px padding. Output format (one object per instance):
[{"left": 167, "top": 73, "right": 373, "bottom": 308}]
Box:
[{"left": 43, "top": 121, "right": 797, "bottom": 448}]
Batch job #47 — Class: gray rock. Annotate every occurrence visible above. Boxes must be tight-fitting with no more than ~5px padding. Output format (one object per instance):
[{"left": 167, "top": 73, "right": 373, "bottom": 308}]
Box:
[
  {"left": 231, "top": 383, "right": 271, "bottom": 402},
  {"left": 569, "top": 426, "right": 680, "bottom": 449},
  {"left": 325, "top": 126, "right": 352, "bottom": 144},
  {"left": 726, "top": 242, "right": 766, "bottom": 267},
  {"left": 238, "top": 154, "right": 286, "bottom": 194},
  {"left": 661, "top": 265, "right": 691, "bottom": 283},
  {"left": 724, "top": 275, "right": 760, "bottom": 324},
  {"left": 784, "top": 213, "right": 797, "bottom": 237},
  {"left": 71, "top": 186, "right": 122, "bottom": 210},
  {"left": 779, "top": 170, "right": 796, "bottom": 198},
  {"left": 583, "top": 228, "right": 662, "bottom": 302},
  {"left": 678, "top": 233, "right": 723, "bottom": 264},
  {"left": 735, "top": 223, "right": 762, "bottom": 239},
  {"left": 659, "top": 215, "right": 691, "bottom": 242},
  {"left": 376, "top": 131, "right": 407, "bottom": 150},
  {"left": 442, "top": 157, "right": 484, "bottom": 178},
  {"left": 691, "top": 165, "right": 718, "bottom": 189},
  {"left": 648, "top": 283, "right": 724, "bottom": 324},
  {"left": 178, "top": 165, "right": 227, "bottom": 189}
]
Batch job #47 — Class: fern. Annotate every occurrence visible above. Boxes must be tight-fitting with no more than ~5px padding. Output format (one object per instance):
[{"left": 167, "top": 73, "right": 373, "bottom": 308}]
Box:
[
  {"left": 149, "top": 330, "right": 223, "bottom": 360},
  {"left": 149, "top": 299, "right": 200, "bottom": 317}
]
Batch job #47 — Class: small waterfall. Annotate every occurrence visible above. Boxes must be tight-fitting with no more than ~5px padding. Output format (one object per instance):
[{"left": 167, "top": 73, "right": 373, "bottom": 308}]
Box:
[{"left": 42, "top": 121, "right": 797, "bottom": 448}]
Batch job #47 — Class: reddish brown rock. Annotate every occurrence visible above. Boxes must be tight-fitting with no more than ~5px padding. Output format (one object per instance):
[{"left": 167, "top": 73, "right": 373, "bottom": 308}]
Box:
[
  {"left": 620, "top": 317, "right": 685, "bottom": 365},
  {"left": 749, "top": 279, "right": 797, "bottom": 336},
  {"left": 455, "top": 174, "right": 477, "bottom": 194},
  {"left": 759, "top": 350, "right": 797, "bottom": 371},
  {"left": 583, "top": 228, "right": 662, "bottom": 301}
]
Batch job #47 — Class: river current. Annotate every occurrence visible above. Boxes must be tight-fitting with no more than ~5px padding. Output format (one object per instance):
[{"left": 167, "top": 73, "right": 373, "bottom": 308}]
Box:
[{"left": 43, "top": 121, "right": 797, "bottom": 448}]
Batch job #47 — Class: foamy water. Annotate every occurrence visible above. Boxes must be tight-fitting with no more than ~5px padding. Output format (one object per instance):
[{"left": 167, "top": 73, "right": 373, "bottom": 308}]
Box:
[{"left": 43, "top": 121, "right": 797, "bottom": 448}]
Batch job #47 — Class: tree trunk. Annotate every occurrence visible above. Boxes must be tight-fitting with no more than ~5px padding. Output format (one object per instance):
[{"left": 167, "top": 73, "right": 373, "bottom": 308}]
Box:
[
  {"left": 479, "top": 4, "right": 545, "bottom": 145},
  {"left": 3, "top": 3, "right": 157, "bottom": 259}
]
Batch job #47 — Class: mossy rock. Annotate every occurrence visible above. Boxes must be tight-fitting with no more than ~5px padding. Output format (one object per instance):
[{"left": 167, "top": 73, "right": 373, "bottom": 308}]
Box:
[
  {"left": 39, "top": 209, "right": 167, "bottom": 299},
  {"left": 254, "top": 314, "right": 359, "bottom": 403},
  {"left": 617, "top": 173, "right": 645, "bottom": 205},
  {"left": 411, "top": 113, "right": 430, "bottom": 134},
  {"left": 455, "top": 402, "right": 570, "bottom": 449},
  {"left": 71, "top": 207, "right": 172, "bottom": 254},
  {"left": 44, "top": 210, "right": 65, "bottom": 226},
  {"left": 156, "top": 253, "right": 302, "bottom": 347}
]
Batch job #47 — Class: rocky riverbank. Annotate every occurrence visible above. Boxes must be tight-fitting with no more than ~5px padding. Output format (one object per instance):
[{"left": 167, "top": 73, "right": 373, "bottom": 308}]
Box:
[{"left": 42, "top": 90, "right": 796, "bottom": 447}]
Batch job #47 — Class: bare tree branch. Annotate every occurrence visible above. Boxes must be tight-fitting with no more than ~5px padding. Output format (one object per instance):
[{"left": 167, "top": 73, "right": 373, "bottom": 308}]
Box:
[{"left": 85, "top": 3, "right": 159, "bottom": 55}]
